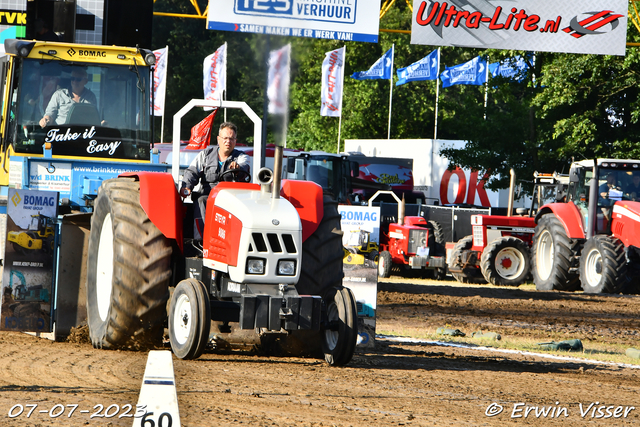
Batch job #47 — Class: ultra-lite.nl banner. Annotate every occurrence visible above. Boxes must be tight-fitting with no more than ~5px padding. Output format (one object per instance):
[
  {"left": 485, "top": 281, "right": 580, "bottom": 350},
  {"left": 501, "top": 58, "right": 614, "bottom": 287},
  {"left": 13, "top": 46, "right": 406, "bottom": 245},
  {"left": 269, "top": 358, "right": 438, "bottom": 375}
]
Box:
[{"left": 411, "top": 0, "right": 628, "bottom": 56}]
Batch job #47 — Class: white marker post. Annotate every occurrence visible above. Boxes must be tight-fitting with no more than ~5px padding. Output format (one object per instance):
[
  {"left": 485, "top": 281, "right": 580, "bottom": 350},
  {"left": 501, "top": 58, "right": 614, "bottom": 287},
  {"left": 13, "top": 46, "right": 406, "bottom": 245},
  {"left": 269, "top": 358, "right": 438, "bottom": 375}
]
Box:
[{"left": 133, "top": 351, "right": 181, "bottom": 427}]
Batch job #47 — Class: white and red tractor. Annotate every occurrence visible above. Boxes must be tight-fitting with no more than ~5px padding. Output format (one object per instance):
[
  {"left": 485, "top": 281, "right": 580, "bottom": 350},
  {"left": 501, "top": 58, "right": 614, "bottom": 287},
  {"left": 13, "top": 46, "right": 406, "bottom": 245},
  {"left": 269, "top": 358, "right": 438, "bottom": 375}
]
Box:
[
  {"left": 85, "top": 100, "right": 358, "bottom": 365},
  {"left": 448, "top": 172, "right": 568, "bottom": 286},
  {"left": 531, "top": 159, "right": 640, "bottom": 293}
]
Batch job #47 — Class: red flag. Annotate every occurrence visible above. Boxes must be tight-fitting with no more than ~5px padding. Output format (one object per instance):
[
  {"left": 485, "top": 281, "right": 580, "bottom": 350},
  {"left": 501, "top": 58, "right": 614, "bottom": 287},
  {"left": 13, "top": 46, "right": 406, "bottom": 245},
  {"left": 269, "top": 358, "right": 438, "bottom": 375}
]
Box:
[{"left": 186, "top": 109, "right": 218, "bottom": 150}]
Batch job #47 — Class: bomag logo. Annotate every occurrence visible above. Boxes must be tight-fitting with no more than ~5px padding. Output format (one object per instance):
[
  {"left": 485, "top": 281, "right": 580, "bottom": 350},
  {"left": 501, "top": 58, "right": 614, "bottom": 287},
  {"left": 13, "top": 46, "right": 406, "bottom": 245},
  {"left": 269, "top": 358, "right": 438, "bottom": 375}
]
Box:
[
  {"left": 11, "top": 192, "right": 21, "bottom": 207},
  {"left": 67, "top": 47, "right": 76, "bottom": 57},
  {"left": 79, "top": 50, "right": 107, "bottom": 58}
]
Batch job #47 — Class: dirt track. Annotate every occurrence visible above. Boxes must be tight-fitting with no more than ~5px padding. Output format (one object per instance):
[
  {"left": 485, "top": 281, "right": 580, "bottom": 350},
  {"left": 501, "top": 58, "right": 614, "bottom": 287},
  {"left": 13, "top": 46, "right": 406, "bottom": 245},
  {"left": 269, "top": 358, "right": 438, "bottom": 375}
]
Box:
[{"left": 2, "top": 277, "right": 640, "bottom": 426}]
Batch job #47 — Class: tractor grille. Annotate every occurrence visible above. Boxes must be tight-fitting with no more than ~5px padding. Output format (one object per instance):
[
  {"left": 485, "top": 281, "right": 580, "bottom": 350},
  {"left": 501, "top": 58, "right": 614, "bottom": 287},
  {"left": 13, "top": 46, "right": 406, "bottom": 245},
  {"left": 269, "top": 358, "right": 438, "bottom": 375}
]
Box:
[
  {"left": 408, "top": 229, "right": 427, "bottom": 254},
  {"left": 251, "top": 232, "right": 297, "bottom": 254},
  {"left": 473, "top": 225, "right": 484, "bottom": 247}
]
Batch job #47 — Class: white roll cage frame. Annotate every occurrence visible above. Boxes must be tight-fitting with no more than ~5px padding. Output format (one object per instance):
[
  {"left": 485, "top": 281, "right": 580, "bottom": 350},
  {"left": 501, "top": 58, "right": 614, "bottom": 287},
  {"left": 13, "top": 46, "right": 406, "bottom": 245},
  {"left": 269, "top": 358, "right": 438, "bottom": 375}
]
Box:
[{"left": 171, "top": 99, "right": 263, "bottom": 184}]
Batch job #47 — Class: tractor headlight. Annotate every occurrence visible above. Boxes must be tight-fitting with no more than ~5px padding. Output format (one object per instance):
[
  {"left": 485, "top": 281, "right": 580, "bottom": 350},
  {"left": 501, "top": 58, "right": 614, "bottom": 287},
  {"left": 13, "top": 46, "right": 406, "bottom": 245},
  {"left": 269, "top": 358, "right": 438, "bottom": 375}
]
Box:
[
  {"left": 246, "top": 258, "right": 265, "bottom": 274},
  {"left": 277, "top": 260, "right": 296, "bottom": 276}
]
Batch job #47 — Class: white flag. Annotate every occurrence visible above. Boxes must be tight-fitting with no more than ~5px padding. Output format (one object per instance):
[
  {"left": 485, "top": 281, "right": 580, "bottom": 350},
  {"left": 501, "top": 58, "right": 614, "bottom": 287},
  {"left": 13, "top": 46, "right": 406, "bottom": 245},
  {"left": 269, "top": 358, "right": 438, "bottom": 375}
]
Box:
[
  {"left": 203, "top": 43, "right": 227, "bottom": 110},
  {"left": 152, "top": 46, "right": 168, "bottom": 116},
  {"left": 267, "top": 44, "right": 291, "bottom": 115},
  {"left": 321, "top": 47, "right": 345, "bottom": 117}
]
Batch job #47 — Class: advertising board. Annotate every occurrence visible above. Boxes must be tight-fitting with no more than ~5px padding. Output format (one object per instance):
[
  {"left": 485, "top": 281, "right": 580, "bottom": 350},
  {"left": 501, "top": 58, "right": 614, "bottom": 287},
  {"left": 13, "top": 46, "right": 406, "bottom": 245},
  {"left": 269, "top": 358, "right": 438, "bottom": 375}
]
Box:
[
  {"left": 207, "top": 0, "right": 382, "bottom": 43},
  {"left": 1, "top": 189, "right": 58, "bottom": 333},
  {"left": 411, "top": 0, "right": 629, "bottom": 56}
]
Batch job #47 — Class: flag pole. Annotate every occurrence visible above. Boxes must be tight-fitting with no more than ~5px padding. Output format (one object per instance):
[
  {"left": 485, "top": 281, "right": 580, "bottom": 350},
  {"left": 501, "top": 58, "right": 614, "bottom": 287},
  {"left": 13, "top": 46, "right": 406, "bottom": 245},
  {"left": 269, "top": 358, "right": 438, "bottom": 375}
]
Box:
[
  {"left": 483, "top": 55, "right": 489, "bottom": 120},
  {"left": 337, "top": 45, "right": 346, "bottom": 154},
  {"left": 387, "top": 44, "right": 394, "bottom": 140},
  {"left": 224, "top": 41, "right": 228, "bottom": 122},
  {"left": 434, "top": 48, "right": 440, "bottom": 140}
]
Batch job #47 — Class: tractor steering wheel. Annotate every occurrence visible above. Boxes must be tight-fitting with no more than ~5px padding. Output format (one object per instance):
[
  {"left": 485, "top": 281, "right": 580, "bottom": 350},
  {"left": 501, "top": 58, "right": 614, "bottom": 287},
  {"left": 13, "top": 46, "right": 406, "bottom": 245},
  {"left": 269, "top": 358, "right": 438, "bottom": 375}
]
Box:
[{"left": 219, "top": 168, "right": 251, "bottom": 183}]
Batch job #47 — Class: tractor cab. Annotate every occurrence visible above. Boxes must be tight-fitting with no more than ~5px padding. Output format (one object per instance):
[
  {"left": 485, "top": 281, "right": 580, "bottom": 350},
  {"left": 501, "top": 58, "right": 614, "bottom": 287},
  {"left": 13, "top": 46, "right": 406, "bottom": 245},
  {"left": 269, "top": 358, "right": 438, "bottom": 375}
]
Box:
[
  {"left": 3, "top": 39, "right": 154, "bottom": 161},
  {"left": 565, "top": 160, "right": 640, "bottom": 235}
]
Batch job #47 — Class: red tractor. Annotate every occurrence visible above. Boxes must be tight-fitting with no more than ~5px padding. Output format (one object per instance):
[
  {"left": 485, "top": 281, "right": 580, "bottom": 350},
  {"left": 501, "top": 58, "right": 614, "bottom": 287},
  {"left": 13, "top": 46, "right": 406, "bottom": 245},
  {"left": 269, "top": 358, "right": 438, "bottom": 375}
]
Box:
[
  {"left": 84, "top": 100, "right": 358, "bottom": 366},
  {"left": 531, "top": 159, "right": 640, "bottom": 293},
  {"left": 449, "top": 172, "right": 568, "bottom": 286},
  {"left": 374, "top": 192, "right": 446, "bottom": 280}
]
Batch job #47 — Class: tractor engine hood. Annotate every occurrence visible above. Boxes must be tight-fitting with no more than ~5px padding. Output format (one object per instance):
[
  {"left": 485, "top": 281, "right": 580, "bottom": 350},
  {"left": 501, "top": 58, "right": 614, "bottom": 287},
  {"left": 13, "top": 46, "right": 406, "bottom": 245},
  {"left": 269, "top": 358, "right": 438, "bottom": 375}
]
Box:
[{"left": 203, "top": 186, "right": 303, "bottom": 285}]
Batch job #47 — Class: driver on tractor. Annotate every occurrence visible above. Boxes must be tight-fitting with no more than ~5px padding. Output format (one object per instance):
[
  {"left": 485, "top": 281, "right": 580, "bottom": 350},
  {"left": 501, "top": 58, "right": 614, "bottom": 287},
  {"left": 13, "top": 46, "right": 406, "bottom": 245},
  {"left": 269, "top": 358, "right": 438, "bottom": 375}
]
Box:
[{"left": 180, "top": 121, "right": 251, "bottom": 239}]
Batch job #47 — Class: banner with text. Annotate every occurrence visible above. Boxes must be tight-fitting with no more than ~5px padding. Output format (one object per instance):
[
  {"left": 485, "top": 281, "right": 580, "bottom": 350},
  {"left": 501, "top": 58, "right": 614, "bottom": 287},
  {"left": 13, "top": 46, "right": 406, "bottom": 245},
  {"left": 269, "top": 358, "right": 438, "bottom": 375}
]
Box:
[
  {"left": 203, "top": 43, "right": 227, "bottom": 111},
  {"left": 207, "top": 0, "right": 382, "bottom": 43},
  {"left": 268, "top": 44, "right": 291, "bottom": 115},
  {"left": 321, "top": 47, "right": 345, "bottom": 117},
  {"left": 411, "top": 0, "right": 628, "bottom": 56},
  {"left": 152, "top": 47, "right": 168, "bottom": 117},
  {"left": 1, "top": 189, "right": 58, "bottom": 333}
]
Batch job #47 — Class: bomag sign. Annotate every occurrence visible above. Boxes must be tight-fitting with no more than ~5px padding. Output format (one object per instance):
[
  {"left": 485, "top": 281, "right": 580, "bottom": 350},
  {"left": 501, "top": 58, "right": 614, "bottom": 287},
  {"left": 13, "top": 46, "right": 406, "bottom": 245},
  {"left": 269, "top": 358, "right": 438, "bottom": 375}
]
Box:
[
  {"left": 65, "top": 47, "right": 109, "bottom": 60},
  {"left": 0, "top": 10, "right": 26, "bottom": 25}
]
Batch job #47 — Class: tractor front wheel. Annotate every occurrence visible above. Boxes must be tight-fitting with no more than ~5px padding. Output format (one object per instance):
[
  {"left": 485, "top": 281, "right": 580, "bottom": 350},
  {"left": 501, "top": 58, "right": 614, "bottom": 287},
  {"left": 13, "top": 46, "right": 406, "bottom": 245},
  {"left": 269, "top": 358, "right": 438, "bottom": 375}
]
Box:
[
  {"left": 480, "top": 237, "right": 530, "bottom": 286},
  {"left": 378, "top": 251, "right": 392, "bottom": 278},
  {"left": 169, "top": 279, "right": 211, "bottom": 359},
  {"left": 579, "top": 235, "right": 628, "bottom": 294},
  {"left": 86, "top": 178, "right": 173, "bottom": 350},
  {"left": 322, "top": 287, "right": 358, "bottom": 366},
  {"left": 449, "top": 236, "right": 485, "bottom": 284}
]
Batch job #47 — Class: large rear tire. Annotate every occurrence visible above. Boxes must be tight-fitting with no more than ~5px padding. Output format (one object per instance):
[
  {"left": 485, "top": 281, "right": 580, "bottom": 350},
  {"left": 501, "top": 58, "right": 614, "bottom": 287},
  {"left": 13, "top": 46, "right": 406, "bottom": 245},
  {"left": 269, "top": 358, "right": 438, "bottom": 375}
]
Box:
[
  {"left": 579, "top": 235, "right": 628, "bottom": 294},
  {"left": 480, "top": 237, "right": 530, "bottom": 286},
  {"left": 86, "top": 178, "right": 173, "bottom": 350},
  {"left": 270, "top": 193, "right": 351, "bottom": 364},
  {"left": 322, "top": 287, "right": 358, "bottom": 366},
  {"left": 449, "top": 236, "right": 486, "bottom": 284},
  {"left": 296, "top": 194, "right": 344, "bottom": 296},
  {"left": 427, "top": 220, "right": 446, "bottom": 280},
  {"left": 531, "top": 215, "right": 580, "bottom": 291}
]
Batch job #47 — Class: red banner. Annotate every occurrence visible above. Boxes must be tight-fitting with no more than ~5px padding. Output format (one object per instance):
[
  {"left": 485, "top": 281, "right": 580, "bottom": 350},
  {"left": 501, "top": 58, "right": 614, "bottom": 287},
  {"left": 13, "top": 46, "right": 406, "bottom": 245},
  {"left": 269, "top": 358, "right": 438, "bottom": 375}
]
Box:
[{"left": 186, "top": 109, "right": 218, "bottom": 150}]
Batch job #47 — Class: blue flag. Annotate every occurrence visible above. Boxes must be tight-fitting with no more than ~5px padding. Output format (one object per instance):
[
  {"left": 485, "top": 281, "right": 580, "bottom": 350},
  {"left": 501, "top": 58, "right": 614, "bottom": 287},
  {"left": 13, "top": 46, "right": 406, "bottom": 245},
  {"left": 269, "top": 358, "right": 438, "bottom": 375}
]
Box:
[
  {"left": 396, "top": 49, "right": 439, "bottom": 86},
  {"left": 489, "top": 56, "right": 528, "bottom": 82},
  {"left": 351, "top": 47, "right": 393, "bottom": 80},
  {"left": 440, "top": 56, "right": 487, "bottom": 88}
]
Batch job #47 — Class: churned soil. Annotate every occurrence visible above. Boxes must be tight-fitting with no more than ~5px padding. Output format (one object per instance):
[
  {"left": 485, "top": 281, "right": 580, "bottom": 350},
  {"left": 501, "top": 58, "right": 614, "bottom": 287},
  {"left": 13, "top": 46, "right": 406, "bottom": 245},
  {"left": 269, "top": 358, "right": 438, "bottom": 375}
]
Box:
[{"left": 1, "top": 276, "right": 640, "bottom": 426}]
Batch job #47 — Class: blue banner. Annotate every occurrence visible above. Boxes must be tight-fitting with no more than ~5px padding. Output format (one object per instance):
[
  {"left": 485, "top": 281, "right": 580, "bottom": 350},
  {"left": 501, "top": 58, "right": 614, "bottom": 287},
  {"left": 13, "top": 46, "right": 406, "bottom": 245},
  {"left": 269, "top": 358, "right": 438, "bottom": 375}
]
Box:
[
  {"left": 489, "top": 56, "right": 528, "bottom": 82},
  {"left": 351, "top": 47, "right": 393, "bottom": 80},
  {"left": 440, "top": 56, "right": 487, "bottom": 88},
  {"left": 396, "top": 49, "right": 439, "bottom": 86}
]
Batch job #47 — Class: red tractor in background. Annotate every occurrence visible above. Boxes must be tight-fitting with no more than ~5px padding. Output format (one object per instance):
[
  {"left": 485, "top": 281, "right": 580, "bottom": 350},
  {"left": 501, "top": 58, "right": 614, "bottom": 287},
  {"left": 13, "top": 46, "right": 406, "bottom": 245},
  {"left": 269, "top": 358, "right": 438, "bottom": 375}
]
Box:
[
  {"left": 84, "top": 100, "right": 358, "bottom": 366},
  {"left": 375, "top": 192, "right": 447, "bottom": 280},
  {"left": 448, "top": 171, "right": 569, "bottom": 286},
  {"left": 532, "top": 159, "right": 640, "bottom": 294}
]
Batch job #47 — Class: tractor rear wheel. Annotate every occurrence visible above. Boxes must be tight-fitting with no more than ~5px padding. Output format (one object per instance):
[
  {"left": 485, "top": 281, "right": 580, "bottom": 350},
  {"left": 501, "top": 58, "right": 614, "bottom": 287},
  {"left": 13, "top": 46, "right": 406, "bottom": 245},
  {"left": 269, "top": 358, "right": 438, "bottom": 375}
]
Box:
[
  {"left": 531, "top": 215, "right": 580, "bottom": 291},
  {"left": 169, "top": 279, "right": 211, "bottom": 359},
  {"left": 378, "top": 251, "right": 392, "bottom": 278},
  {"left": 427, "top": 220, "right": 446, "bottom": 280},
  {"left": 322, "top": 287, "right": 358, "bottom": 366},
  {"left": 86, "top": 178, "right": 173, "bottom": 350},
  {"left": 449, "top": 236, "right": 486, "bottom": 284},
  {"left": 579, "top": 235, "right": 628, "bottom": 294},
  {"left": 297, "top": 194, "right": 344, "bottom": 296},
  {"left": 480, "top": 236, "right": 530, "bottom": 286},
  {"left": 270, "top": 193, "right": 356, "bottom": 364}
]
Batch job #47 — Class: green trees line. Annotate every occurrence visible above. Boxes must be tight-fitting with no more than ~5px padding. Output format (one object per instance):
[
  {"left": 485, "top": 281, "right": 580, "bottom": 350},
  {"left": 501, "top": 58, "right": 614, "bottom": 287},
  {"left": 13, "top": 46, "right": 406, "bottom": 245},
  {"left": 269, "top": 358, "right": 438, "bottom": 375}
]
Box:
[{"left": 153, "top": 1, "right": 640, "bottom": 190}]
